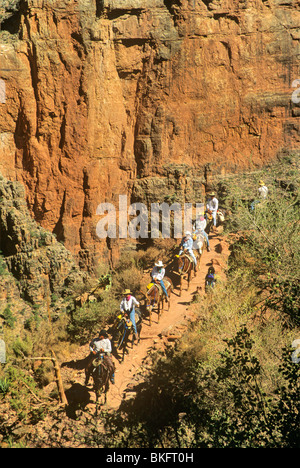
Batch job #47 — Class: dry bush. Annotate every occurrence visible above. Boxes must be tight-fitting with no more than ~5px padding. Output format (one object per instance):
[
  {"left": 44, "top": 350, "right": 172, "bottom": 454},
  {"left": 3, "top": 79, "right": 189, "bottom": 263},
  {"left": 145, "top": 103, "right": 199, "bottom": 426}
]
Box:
[
  {"left": 152, "top": 238, "right": 178, "bottom": 260},
  {"left": 112, "top": 265, "right": 144, "bottom": 297},
  {"left": 134, "top": 247, "right": 161, "bottom": 270}
]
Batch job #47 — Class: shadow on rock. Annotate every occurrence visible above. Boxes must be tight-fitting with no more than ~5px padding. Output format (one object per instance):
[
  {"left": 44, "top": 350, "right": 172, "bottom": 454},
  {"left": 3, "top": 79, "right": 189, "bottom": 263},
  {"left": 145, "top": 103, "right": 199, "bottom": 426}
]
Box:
[
  {"left": 61, "top": 355, "right": 90, "bottom": 371},
  {"left": 65, "top": 383, "right": 91, "bottom": 419}
]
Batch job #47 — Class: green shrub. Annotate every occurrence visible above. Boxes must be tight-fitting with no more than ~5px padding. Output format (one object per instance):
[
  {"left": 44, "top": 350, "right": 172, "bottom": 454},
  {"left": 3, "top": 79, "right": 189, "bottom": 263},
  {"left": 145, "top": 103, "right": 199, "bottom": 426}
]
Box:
[
  {"left": 0, "top": 377, "right": 10, "bottom": 396},
  {"left": 12, "top": 336, "right": 33, "bottom": 357},
  {"left": 67, "top": 291, "right": 119, "bottom": 344},
  {"left": 2, "top": 305, "right": 16, "bottom": 329},
  {"left": 222, "top": 163, "right": 299, "bottom": 325}
]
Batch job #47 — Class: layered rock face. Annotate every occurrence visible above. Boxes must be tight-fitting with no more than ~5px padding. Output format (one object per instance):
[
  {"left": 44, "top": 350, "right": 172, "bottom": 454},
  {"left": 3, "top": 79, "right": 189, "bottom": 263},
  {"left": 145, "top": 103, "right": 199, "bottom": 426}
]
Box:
[
  {"left": 0, "top": 0, "right": 299, "bottom": 266},
  {"left": 0, "top": 174, "right": 88, "bottom": 317}
]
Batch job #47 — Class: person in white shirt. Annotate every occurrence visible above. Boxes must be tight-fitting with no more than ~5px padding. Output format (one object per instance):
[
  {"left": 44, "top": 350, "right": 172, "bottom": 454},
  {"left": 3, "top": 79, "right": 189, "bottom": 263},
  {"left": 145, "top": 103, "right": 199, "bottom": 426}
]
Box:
[
  {"left": 193, "top": 216, "right": 211, "bottom": 252},
  {"left": 120, "top": 289, "right": 140, "bottom": 338},
  {"left": 258, "top": 180, "right": 268, "bottom": 200},
  {"left": 151, "top": 260, "right": 169, "bottom": 301},
  {"left": 89, "top": 330, "right": 112, "bottom": 355},
  {"left": 87, "top": 329, "right": 115, "bottom": 384},
  {"left": 205, "top": 192, "right": 219, "bottom": 230},
  {"left": 251, "top": 180, "right": 268, "bottom": 210}
]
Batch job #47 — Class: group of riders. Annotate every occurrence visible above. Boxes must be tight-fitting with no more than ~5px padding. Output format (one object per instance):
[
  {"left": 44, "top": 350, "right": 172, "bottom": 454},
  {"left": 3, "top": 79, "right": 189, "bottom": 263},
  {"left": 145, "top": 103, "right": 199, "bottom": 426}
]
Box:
[
  {"left": 86, "top": 181, "right": 270, "bottom": 391},
  {"left": 85, "top": 191, "right": 221, "bottom": 389}
]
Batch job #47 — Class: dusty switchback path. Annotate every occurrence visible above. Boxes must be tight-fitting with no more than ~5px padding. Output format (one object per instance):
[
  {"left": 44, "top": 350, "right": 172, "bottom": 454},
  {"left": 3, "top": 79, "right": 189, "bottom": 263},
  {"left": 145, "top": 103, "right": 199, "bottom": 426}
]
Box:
[{"left": 61, "top": 229, "right": 230, "bottom": 411}]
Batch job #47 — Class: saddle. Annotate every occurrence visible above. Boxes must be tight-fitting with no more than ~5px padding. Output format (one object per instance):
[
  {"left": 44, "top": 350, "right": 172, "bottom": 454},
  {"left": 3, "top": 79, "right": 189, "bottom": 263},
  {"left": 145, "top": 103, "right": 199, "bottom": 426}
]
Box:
[
  {"left": 92, "top": 354, "right": 107, "bottom": 368},
  {"left": 180, "top": 252, "right": 196, "bottom": 266},
  {"left": 147, "top": 279, "right": 171, "bottom": 295},
  {"left": 195, "top": 232, "right": 206, "bottom": 242}
]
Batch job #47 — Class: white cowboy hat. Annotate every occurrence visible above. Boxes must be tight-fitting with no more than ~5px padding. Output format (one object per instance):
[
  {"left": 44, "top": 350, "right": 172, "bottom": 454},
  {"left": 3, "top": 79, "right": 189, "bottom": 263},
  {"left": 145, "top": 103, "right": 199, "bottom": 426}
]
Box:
[
  {"left": 155, "top": 260, "right": 164, "bottom": 267},
  {"left": 185, "top": 231, "right": 191, "bottom": 237}
]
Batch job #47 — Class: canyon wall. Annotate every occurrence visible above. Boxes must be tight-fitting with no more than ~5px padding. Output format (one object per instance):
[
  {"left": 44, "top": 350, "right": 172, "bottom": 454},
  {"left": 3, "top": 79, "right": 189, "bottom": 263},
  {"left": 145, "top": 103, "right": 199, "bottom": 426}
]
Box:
[{"left": 0, "top": 0, "right": 299, "bottom": 268}]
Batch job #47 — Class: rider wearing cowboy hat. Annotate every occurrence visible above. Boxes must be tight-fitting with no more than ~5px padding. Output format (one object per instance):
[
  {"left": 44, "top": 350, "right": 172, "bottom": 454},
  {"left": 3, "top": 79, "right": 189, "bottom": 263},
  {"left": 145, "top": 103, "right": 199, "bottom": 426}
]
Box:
[
  {"left": 205, "top": 192, "right": 219, "bottom": 231},
  {"left": 120, "top": 289, "right": 140, "bottom": 341},
  {"left": 151, "top": 260, "right": 169, "bottom": 302},
  {"left": 88, "top": 329, "right": 115, "bottom": 384}
]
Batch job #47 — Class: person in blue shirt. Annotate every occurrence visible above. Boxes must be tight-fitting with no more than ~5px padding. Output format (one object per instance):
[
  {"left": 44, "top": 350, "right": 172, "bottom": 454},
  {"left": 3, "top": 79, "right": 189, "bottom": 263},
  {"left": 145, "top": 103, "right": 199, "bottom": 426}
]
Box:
[
  {"left": 179, "top": 231, "right": 197, "bottom": 271},
  {"left": 205, "top": 267, "right": 216, "bottom": 292}
]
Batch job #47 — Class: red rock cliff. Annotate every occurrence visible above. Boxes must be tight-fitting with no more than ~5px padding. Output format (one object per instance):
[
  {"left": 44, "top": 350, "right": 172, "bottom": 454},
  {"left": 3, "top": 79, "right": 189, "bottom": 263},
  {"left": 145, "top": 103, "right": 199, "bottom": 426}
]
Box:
[{"left": 0, "top": 0, "right": 299, "bottom": 267}]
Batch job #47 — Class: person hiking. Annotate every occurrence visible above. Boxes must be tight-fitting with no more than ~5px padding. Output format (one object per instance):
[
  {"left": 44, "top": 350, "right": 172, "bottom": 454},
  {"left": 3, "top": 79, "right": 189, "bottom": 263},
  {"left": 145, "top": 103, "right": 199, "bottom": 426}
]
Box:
[
  {"left": 205, "top": 266, "right": 216, "bottom": 292},
  {"left": 251, "top": 180, "right": 268, "bottom": 211},
  {"left": 88, "top": 329, "right": 115, "bottom": 384},
  {"left": 120, "top": 289, "right": 140, "bottom": 341},
  {"left": 151, "top": 260, "right": 169, "bottom": 302}
]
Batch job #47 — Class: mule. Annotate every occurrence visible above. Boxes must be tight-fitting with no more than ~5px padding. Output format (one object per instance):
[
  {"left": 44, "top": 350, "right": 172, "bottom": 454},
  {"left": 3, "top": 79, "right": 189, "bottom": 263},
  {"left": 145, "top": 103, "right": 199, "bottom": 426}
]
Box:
[
  {"left": 145, "top": 277, "right": 173, "bottom": 325},
  {"left": 192, "top": 231, "right": 207, "bottom": 258},
  {"left": 205, "top": 209, "right": 226, "bottom": 234},
  {"left": 85, "top": 354, "right": 111, "bottom": 405},
  {"left": 111, "top": 313, "right": 142, "bottom": 362},
  {"left": 177, "top": 252, "right": 199, "bottom": 296}
]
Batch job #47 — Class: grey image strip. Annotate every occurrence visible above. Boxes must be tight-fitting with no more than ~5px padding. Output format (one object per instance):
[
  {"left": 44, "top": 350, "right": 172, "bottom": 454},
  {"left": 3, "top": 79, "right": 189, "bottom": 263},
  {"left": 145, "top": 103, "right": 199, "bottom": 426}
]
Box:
[
  {"left": 0, "top": 338, "right": 6, "bottom": 364},
  {"left": 0, "top": 79, "right": 5, "bottom": 103}
]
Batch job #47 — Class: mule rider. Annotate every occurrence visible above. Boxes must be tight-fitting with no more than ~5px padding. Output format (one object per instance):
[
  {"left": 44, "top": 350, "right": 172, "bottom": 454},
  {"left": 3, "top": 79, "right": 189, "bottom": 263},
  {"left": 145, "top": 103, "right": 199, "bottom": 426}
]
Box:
[
  {"left": 205, "top": 191, "right": 219, "bottom": 232},
  {"left": 179, "top": 231, "right": 197, "bottom": 272},
  {"left": 151, "top": 260, "right": 169, "bottom": 302},
  {"left": 87, "top": 329, "right": 115, "bottom": 384},
  {"left": 120, "top": 289, "right": 140, "bottom": 342},
  {"left": 193, "top": 215, "right": 211, "bottom": 252}
]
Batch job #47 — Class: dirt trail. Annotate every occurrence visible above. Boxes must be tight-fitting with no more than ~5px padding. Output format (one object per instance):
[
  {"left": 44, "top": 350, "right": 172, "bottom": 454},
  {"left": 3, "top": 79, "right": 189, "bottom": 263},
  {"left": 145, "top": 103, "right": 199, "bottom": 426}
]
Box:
[{"left": 61, "top": 229, "right": 230, "bottom": 411}]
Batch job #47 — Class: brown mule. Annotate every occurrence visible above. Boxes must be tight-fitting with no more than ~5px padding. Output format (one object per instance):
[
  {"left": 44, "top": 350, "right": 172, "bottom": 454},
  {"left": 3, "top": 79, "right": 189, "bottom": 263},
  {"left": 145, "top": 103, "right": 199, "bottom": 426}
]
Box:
[
  {"left": 145, "top": 277, "right": 173, "bottom": 325},
  {"left": 177, "top": 253, "right": 199, "bottom": 296}
]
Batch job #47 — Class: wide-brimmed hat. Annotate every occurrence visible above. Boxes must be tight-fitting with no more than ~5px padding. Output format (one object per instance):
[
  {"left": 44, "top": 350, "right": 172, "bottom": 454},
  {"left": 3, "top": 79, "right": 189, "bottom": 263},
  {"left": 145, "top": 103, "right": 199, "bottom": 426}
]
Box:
[
  {"left": 185, "top": 231, "right": 191, "bottom": 237},
  {"left": 208, "top": 191, "right": 216, "bottom": 197},
  {"left": 123, "top": 289, "right": 131, "bottom": 295},
  {"left": 155, "top": 260, "right": 164, "bottom": 267},
  {"left": 259, "top": 180, "right": 265, "bottom": 186}
]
